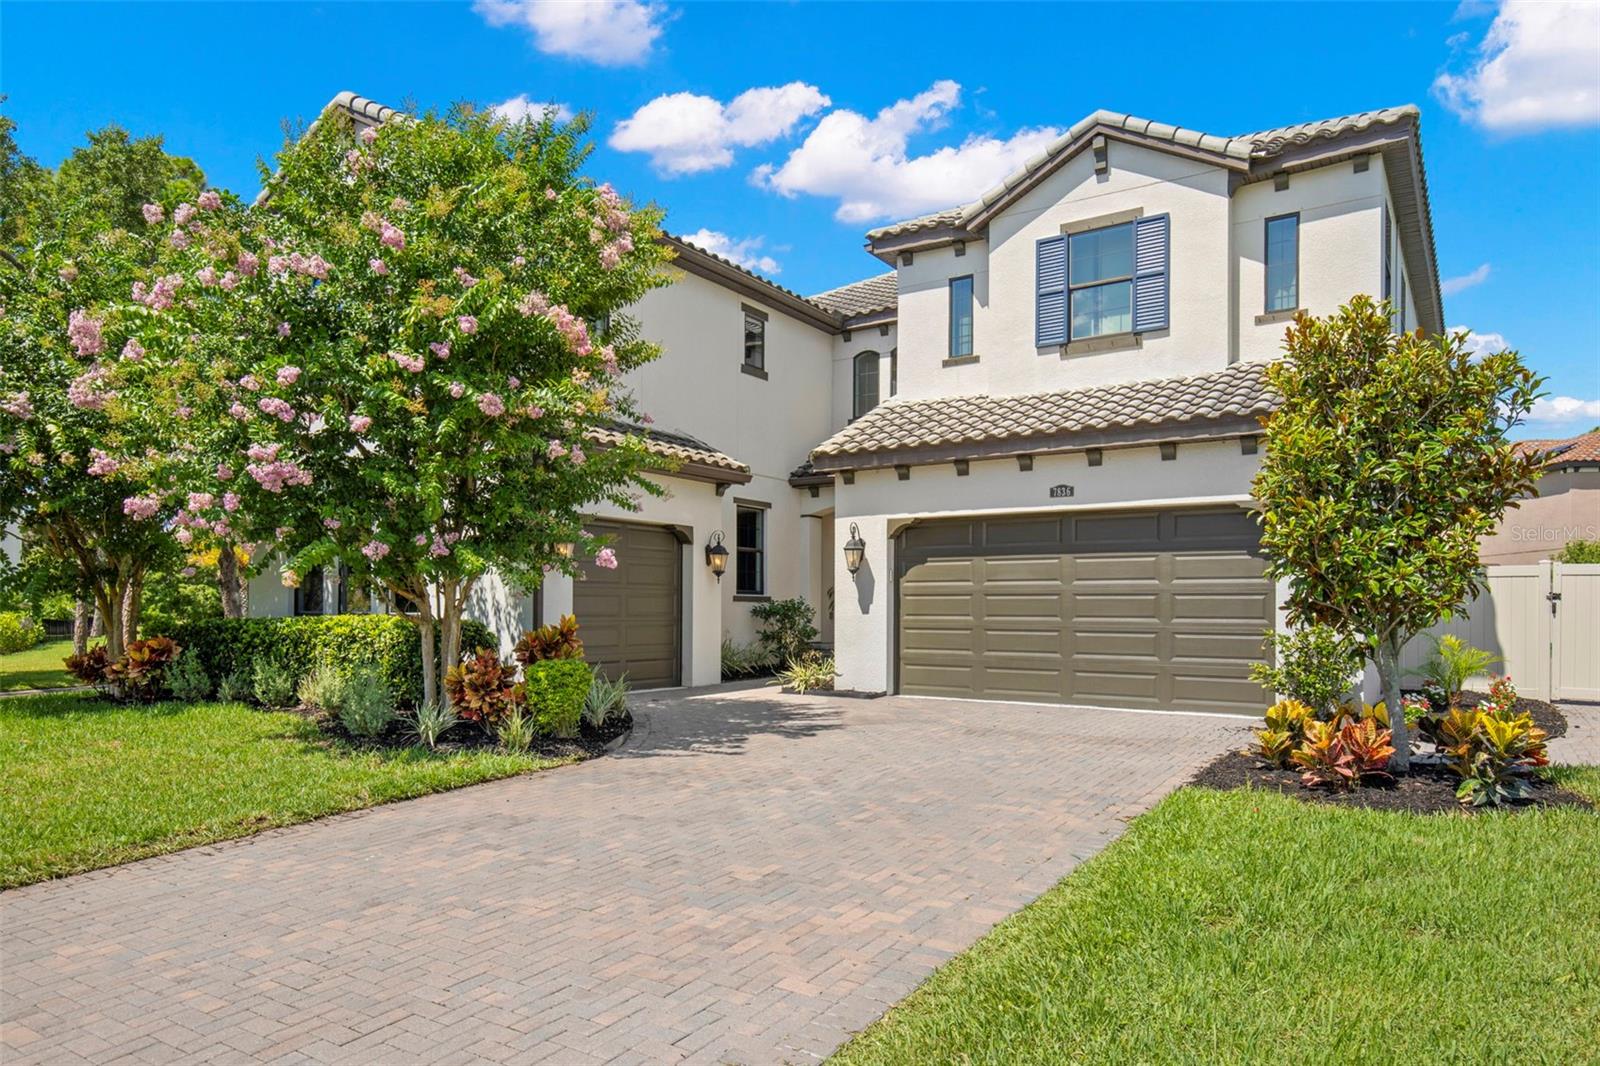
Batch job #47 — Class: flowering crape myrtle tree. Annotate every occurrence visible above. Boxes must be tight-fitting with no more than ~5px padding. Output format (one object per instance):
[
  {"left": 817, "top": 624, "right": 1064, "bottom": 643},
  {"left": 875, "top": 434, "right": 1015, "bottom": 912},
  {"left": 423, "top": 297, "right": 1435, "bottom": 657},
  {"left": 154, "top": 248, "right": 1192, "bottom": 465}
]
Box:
[
  {"left": 1252, "top": 297, "right": 1542, "bottom": 770},
  {"left": 118, "top": 104, "right": 674, "bottom": 708},
  {"left": 0, "top": 126, "right": 208, "bottom": 656}
]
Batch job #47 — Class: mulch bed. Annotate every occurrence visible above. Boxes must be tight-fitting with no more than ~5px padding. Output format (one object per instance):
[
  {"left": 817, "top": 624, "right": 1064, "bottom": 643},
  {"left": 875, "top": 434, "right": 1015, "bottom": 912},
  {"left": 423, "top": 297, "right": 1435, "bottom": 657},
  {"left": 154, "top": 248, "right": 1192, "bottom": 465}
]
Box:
[
  {"left": 1191, "top": 749, "right": 1591, "bottom": 814},
  {"left": 291, "top": 705, "right": 632, "bottom": 759},
  {"left": 1456, "top": 690, "right": 1567, "bottom": 739}
]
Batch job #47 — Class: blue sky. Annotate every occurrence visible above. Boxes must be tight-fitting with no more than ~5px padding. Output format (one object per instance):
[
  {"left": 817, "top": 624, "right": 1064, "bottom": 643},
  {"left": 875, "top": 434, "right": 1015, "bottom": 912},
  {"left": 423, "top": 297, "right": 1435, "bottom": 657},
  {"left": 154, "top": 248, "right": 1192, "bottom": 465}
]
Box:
[{"left": 4, "top": 0, "right": 1597, "bottom": 438}]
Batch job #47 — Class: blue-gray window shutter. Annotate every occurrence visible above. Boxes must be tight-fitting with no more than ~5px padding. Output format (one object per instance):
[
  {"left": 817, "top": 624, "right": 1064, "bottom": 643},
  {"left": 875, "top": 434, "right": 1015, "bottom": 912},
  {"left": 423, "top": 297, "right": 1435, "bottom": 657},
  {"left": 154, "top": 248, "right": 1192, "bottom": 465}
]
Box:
[
  {"left": 1035, "top": 235, "right": 1066, "bottom": 347},
  {"left": 1132, "top": 214, "right": 1169, "bottom": 333}
]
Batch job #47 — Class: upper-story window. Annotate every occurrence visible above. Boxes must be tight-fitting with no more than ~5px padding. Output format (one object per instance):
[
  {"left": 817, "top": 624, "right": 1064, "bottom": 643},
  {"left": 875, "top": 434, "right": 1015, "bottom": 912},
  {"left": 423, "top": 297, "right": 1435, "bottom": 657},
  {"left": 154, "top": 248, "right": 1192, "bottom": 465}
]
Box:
[
  {"left": 742, "top": 305, "right": 766, "bottom": 371},
  {"left": 948, "top": 276, "right": 974, "bottom": 357},
  {"left": 1264, "top": 213, "right": 1299, "bottom": 313},
  {"left": 853, "top": 351, "right": 879, "bottom": 419},
  {"left": 889, "top": 348, "right": 897, "bottom": 397},
  {"left": 1069, "top": 223, "right": 1134, "bottom": 338}
]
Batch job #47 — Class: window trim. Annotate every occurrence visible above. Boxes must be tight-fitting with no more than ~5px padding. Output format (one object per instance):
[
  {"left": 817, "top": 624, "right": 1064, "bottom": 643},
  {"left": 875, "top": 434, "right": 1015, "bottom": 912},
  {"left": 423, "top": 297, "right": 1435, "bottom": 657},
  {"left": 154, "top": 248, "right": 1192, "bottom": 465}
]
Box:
[
  {"left": 852, "top": 350, "right": 880, "bottom": 420},
  {"left": 741, "top": 303, "right": 768, "bottom": 372},
  {"left": 947, "top": 275, "right": 974, "bottom": 358},
  {"left": 1066, "top": 221, "right": 1135, "bottom": 341},
  {"left": 735, "top": 504, "right": 765, "bottom": 597},
  {"left": 1263, "top": 211, "right": 1300, "bottom": 315}
]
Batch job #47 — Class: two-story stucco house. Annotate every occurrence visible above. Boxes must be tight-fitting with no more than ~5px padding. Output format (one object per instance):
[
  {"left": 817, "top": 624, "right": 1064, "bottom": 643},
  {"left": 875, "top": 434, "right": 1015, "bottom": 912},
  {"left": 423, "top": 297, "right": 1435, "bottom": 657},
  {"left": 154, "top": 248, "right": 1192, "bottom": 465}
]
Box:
[{"left": 253, "top": 94, "right": 1442, "bottom": 716}]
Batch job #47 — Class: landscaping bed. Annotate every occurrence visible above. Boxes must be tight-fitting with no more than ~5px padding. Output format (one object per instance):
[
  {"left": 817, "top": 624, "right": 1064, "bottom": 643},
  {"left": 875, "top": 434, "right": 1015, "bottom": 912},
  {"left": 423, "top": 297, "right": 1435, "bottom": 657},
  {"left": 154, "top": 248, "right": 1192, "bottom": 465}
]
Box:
[{"left": 306, "top": 701, "right": 631, "bottom": 758}]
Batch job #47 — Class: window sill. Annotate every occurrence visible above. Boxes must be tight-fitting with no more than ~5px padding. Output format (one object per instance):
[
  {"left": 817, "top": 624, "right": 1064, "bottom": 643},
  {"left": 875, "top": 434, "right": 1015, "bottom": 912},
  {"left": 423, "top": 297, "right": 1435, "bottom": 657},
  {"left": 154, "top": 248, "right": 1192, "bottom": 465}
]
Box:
[
  {"left": 732, "top": 593, "right": 770, "bottom": 603},
  {"left": 1062, "top": 332, "right": 1141, "bottom": 357},
  {"left": 740, "top": 363, "right": 768, "bottom": 380},
  {"left": 1255, "top": 308, "right": 1300, "bottom": 325},
  {"left": 941, "top": 354, "right": 980, "bottom": 368}
]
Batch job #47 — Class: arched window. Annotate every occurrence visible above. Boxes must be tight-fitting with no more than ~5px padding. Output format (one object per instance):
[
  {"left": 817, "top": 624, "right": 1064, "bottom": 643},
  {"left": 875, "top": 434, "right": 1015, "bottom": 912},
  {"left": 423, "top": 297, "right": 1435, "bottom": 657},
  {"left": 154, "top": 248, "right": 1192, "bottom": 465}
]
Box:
[{"left": 853, "top": 351, "right": 880, "bottom": 420}]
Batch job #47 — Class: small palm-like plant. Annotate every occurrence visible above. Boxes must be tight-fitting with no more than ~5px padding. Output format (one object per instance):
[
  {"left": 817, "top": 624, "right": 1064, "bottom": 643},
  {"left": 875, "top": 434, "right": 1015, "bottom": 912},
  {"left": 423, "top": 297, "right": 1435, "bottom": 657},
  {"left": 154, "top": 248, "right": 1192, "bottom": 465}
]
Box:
[
  {"left": 1422, "top": 635, "right": 1498, "bottom": 707},
  {"left": 410, "top": 701, "right": 459, "bottom": 750},
  {"left": 770, "top": 655, "right": 835, "bottom": 694},
  {"left": 495, "top": 705, "right": 535, "bottom": 753}
]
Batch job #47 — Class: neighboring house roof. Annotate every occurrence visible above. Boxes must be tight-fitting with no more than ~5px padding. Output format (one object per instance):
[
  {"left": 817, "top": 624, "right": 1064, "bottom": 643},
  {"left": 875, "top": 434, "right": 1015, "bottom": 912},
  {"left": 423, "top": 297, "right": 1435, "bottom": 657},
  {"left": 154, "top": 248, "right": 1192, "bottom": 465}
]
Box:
[
  {"left": 1515, "top": 430, "right": 1600, "bottom": 470},
  {"left": 810, "top": 361, "right": 1275, "bottom": 471},
  {"left": 865, "top": 105, "right": 1442, "bottom": 336},
  {"left": 588, "top": 422, "right": 752, "bottom": 485},
  {"left": 807, "top": 272, "right": 898, "bottom": 320}
]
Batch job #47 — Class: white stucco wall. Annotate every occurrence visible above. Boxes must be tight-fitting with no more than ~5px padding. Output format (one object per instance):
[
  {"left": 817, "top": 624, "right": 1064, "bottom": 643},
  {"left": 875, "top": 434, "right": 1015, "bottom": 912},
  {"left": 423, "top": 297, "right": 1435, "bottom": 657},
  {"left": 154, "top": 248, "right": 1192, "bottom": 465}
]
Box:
[{"left": 830, "top": 438, "right": 1264, "bottom": 693}]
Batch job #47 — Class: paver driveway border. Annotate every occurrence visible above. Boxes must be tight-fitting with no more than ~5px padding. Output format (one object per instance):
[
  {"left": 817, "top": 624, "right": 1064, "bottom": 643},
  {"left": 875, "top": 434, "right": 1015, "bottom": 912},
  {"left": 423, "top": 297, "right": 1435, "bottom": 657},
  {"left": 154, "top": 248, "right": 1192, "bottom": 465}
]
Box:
[{"left": 1, "top": 684, "right": 1248, "bottom": 1065}]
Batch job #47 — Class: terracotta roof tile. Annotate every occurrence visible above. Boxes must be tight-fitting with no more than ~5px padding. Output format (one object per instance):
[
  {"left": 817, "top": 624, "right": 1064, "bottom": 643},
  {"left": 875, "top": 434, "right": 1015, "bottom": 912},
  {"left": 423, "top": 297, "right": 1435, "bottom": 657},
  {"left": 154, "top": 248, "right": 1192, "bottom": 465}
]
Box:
[
  {"left": 807, "top": 272, "right": 898, "bottom": 318},
  {"left": 811, "top": 361, "right": 1275, "bottom": 467},
  {"left": 1516, "top": 430, "right": 1600, "bottom": 467},
  {"left": 588, "top": 423, "right": 751, "bottom": 482}
]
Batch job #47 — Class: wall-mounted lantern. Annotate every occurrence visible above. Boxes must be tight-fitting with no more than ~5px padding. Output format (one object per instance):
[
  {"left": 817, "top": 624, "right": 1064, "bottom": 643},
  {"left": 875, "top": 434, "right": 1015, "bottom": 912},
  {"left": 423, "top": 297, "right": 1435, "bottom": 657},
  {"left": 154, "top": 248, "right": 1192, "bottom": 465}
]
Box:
[
  {"left": 555, "top": 541, "right": 575, "bottom": 559},
  {"left": 705, "top": 530, "right": 729, "bottom": 582},
  {"left": 843, "top": 522, "right": 866, "bottom": 577}
]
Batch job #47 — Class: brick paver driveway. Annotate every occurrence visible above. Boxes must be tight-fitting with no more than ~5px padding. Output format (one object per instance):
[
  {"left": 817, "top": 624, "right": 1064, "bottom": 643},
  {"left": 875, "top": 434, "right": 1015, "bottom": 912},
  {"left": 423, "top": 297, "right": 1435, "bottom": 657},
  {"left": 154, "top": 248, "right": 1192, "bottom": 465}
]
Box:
[{"left": 1, "top": 686, "right": 1247, "bottom": 1065}]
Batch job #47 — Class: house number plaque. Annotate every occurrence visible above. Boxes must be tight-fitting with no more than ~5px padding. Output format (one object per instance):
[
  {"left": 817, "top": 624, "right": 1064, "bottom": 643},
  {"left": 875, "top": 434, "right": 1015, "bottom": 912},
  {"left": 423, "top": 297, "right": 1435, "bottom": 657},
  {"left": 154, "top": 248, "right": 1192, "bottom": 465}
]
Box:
[{"left": 1049, "top": 484, "right": 1075, "bottom": 499}]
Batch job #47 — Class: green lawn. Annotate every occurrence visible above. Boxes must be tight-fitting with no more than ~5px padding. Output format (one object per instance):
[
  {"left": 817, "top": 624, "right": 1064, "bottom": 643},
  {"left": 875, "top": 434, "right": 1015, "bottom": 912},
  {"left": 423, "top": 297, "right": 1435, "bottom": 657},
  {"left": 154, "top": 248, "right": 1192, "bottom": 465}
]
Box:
[
  {"left": 835, "top": 769, "right": 1600, "bottom": 1066},
  {"left": 0, "top": 693, "right": 568, "bottom": 888},
  {"left": 0, "top": 639, "right": 84, "bottom": 692}
]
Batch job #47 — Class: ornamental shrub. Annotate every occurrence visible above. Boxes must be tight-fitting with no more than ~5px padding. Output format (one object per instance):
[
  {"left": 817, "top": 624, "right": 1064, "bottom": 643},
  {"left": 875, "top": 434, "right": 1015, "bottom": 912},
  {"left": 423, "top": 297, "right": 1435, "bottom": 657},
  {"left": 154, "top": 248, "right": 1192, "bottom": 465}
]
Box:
[
  {"left": 1248, "top": 626, "right": 1362, "bottom": 717},
  {"left": 513, "top": 614, "right": 583, "bottom": 664},
  {"left": 444, "top": 647, "right": 523, "bottom": 728},
  {"left": 1555, "top": 538, "right": 1600, "bottom": 564},
  {"left": 523, "top": 659, "right": 589, "bottom": 738},
  {"left": 338, "top": 665, "right": 396, "bottom": 739},
  {"left": 750, "top": 598, "right": 818, "bottom": 667},
  {"left": 0, "top": 612, "right": 43, "bottom": 654},
  {"left": 154, "top": 614, "right": 494, "bottom": 708},
  {"left": 166, "top": 651, "right": 213, "bottom": 701},
  {"left": 104, "top": 636, "right": 180, "bottom": 702}
]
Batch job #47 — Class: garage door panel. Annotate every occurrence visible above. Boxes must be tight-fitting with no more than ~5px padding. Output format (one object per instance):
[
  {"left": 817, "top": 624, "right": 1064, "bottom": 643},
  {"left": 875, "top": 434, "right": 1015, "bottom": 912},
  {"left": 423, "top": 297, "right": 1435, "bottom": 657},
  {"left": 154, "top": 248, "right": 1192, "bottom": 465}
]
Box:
[
  {"left": 898, "top": 508, "right": 1273, "bottom": 714},
  {"left": 575, "top": 522, "right": 681, "bottom": 689}
]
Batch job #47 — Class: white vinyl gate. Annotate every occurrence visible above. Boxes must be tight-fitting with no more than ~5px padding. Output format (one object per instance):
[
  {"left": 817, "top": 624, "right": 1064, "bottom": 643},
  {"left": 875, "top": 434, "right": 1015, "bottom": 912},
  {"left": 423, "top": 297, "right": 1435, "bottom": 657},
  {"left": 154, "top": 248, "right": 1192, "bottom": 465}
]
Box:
[{"left": 1401, "top": 562, "right": 1600, "bottom": 701}]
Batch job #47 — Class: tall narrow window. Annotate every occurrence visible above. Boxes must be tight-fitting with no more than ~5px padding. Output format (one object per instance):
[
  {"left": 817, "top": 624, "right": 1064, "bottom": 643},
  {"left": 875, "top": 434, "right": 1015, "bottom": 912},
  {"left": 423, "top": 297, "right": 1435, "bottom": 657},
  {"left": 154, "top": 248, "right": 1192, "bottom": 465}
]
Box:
[
  {"left": 1264, "top": 213, "right": 1299, "bottom": 313},
  {"left": 889, "top": 348, "right": 898, "bottom": 397},
  {"left": 293, "top": 567, "right": 326, "bottom": 616},
  {"left": 736, "top": 506, "right": 765, "bottom": 596},
  {"left": 853, "top": 351, "right": 880, "bottom": 419},
  {"left": 743, "top": 306, "right": 766, "bottom": 371},
  {"left": 948, "top": 276, "right": 974, "bottom": 357},
  {"left": 1068, "top": 222, "right": 1133, "bottom": 338}
]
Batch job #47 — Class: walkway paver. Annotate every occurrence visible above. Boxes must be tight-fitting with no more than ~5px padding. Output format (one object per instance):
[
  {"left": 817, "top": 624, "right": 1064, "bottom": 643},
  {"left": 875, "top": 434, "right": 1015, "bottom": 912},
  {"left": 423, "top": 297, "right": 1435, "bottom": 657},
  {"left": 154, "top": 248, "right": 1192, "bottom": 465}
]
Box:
[
  {"left": 1552, "top": 701, "right": 1600, "bottom": 765},
  {"left": 0, "top": 687, "right": 1247, "bottom": 1065}
]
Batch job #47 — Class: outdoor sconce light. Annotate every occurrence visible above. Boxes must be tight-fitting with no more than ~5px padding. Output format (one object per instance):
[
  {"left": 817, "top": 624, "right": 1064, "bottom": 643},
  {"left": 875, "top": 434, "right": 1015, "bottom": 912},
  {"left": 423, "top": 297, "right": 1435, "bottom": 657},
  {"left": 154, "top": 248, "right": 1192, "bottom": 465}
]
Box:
[
  {"left": 555, "top": 541, "right": 575, "bottom": 560},
  {"left": 705, "top": 530, "right": 729, "bottom": 582},
  {"left": 843, "top": 523, "right": 866, "bottom": 577}
]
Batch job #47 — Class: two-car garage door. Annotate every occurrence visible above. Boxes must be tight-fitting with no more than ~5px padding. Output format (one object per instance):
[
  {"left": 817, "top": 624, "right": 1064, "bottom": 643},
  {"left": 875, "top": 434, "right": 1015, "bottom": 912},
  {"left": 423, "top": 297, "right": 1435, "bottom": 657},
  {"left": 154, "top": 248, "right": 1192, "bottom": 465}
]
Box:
[{"left": 897, "top": 509, "right": 1273, "bottom": 714}]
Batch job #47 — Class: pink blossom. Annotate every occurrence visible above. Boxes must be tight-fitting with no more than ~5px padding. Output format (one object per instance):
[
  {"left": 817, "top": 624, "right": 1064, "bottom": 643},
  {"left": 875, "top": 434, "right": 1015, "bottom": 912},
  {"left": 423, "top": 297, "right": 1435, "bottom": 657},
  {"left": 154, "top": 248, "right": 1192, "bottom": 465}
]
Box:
[
  {"left": 67, "top": 366, "right": 111, "bottom": 410},
  {"left": 175, "top": 529, "right": 194, "bottom": 546},
  {"left": 360, "top": 126, "right": 379, "bottom": 145},
  {"left": 141, "top": 203, "right": 165, "bottom": 225},
  {"left": 277, "top": 322, "right": 291, "bottom": 338},
  {"left": 268, "top": 255, "right": 289, "bottom": 276},
  {"left": 216, "top": 463, "right": 234, "bottom": 480},
  {"left": 212, "top": 518, "right": 233, "bottom": 538},
  {"left": 545, "top": 187, "right": 557, "bottom": 200},
  {"left": 246, "top": 442, "right": 281, "bottom": 462},
  {"left": 457, "top": 315, "right": 478, "bottom": 335},
  {"left": 58, "top": 264, "right": 79, "bottom": 283},
  {"left": 198, "top": 189, "right": 223, "bottom": 211},
  {"left": 132, "top": 274, "right": 182, "bottom": 310},
  {"left": 169, "top": 230, "right": 191, "bottom": 250},
  {"left": 236, "top": 250, "right": 259, "bottom": 276},
  {"left": 380, "top": 224, "right": 405, "bottom": 250},
  {"left": 323, "top": 517, "right": 341, "bottom": 529},
  {"left": 281, "top": 569, "right": 299, "bottom": 588},
  {"left": 453, "top": 266, "right": 478, "bottom": 288},
  {"left": 67, "top": 309, "right": 105, "bottom": 356},
  {"left": 595, "top": 547, "right": 618, "bottom": 570},
  {"left": 240, "top": 374, "right": 261, "bottom": 391},
  {"left": 122, "top": 495, "right": 162, "bottom": 521},
  {"left": 391, "top": 351, "right": 425, "bottom": 373},
  {"left": 569, "top": 444, "right": 586, "bottom": 465},
  {"left": 361, "top": 211, "right": 384, "bottom": 233},
  {"left": 121, "top": 339, "right": 145, "bottom": 362},
  {"left": 429, "top": 535, "right": 450, "bottom": 558},
  {"left": 223, "top": 493, "right": 241, "bottom": 512},
  {"left": 173, "top": 203, "right": 197, "bottom": 226},
  {"left": 181, "top": 566, "right": 198, "bottom": 578},
  {"left": 449, "top": 381, "right": 466, "bottom": 398},
  {"left": 525, "top": 404, "right": 544, "bottom": 419},
  {"left": 369, "top": 257, "right": 388, "bottom": 276},
  {"left": 361, "top": 539, "right": 391, "bottom": 561},
  {"left": 508, "top": 376, "right": 520, "bottom": 389},
  {"left": 477, "top": 392, "right": 506, "bottom": 417},
  {"left": 348, "top": 414, "right": 372, "bottom": 433},
  {"left": 277, "top": 365, "right": 302, "bottom": 386},
  {"left": 219, "top": 271, "right": 240, "bottom": 290},
  {"left": 246, "top": 458, "right": 312, "bottom": 493},
  {"left": 517, "top": 290, "right": 549, "bottom": 317},
  {"left": 196, "top": 265, "right": 219, "bottom": 287},
  {"left": 257, "top": 397, "right": 296, "bottom": 422},
  {"left": 2, "top": 392, "right": 34, "bottom": 420},
  {"left": 344, "top": 148, "right": 365, "bottom": 171},
  {"left": 87, "top": 449, "right": 120, "bottom": 476},
  {"left": 228, "top": 401, "right": 253, "bottom": 421},
  {"left": 187, "top": 492, "right": 215, "bottom": 511},
  {"left": 599, "top": 244, "right": 622, "bottom": 270},
  {"left": 390, "top": 196, "right": 410, "bottom": 212},
  {"left": 177, "top": 405, "right": 193, "bottom": 420},
  {"left": 414, "top": 533, "right": 428, "bottom": 546},
  {"left": 429, "top": 341, "right": 450, "bottom": 360},
  {"left": 512, "top": 255, "right": 526, "bottom": 268},
  {"left": 546, "top": 439, "right": 567, "bottom": 459}
]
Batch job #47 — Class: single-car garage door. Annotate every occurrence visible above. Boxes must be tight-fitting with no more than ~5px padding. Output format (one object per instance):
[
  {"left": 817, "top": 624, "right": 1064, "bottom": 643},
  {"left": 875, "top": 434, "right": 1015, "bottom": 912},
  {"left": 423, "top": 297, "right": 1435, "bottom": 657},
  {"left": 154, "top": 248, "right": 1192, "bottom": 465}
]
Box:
[
  {"left": 897, "top": 509, "right": 1272, "bottom": 714},
  {"left": 575, "top": 522, "right": 682, "bottom": 689}
]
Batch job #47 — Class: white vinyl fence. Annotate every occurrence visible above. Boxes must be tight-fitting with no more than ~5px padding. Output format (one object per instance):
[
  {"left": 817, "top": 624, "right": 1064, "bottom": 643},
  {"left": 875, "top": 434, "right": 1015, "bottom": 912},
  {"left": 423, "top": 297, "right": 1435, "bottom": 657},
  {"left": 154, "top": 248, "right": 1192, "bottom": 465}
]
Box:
[{"left": 1400, "top": 562, "right": 1600, "bottom": 701}]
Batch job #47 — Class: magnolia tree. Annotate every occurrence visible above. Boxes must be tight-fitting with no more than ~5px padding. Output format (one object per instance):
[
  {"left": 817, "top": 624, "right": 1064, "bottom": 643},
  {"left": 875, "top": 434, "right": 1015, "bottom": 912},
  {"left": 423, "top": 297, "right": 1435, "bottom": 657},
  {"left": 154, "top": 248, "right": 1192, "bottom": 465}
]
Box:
[
  {"left": 1253, "top": 297, "right": 1542, "bottom": 768},
  {"left": 0, "top": 127, "right": 208, "bottom": 655},
  {"left": 113, "top": 103, "right": 673, "bottom": 707}
]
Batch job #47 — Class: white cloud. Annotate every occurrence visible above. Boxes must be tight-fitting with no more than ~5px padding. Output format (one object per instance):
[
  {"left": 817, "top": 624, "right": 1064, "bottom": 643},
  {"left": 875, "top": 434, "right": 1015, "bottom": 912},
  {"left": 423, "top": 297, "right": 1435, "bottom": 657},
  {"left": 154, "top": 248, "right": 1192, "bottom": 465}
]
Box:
[
  {"left": 679, "top": 228, "right": 782, "bottom": 275},
  {"left": 609, "top": 83, "right": 830, "bottom": 175},
  {"left": 753, "top": 80, "right": 1063, "bottom": 224},
  {"left": 473, "top": 0, "right": 667, "bottom": 66},
  {"left": 1528, "top": 395, "right": 1600, "bottom": 422},
  {"left": 1441, "top": 262, "right": 1491, "bottom": 296},
  {"left": 1450, "top": 325, "right": 1512, "bottom": 356},
  {"left": 1432, "top": 0, "right": 1600, "bottom": 132},
  {"left": 491, "top": 94, "right": 574, "bottom": 125}
]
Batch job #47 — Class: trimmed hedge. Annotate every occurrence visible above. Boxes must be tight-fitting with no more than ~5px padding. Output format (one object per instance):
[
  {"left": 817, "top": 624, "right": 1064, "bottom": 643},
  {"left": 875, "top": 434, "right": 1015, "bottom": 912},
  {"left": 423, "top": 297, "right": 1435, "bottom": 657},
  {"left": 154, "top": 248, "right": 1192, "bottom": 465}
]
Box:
[
  {"left": 0, "top": 612, "right": 44, "bottom": 655},
  {"left": 157, "top": 615, "right": 497, "bottom": 708},
  {"left": 524, "top": 659, "right": 590, "bottom": 738}
]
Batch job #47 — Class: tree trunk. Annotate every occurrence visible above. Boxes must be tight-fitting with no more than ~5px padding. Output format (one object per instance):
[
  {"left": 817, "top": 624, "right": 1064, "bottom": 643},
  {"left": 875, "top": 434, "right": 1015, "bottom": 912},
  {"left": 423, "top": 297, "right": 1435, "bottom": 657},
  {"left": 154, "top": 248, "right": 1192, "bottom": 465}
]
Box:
[
  {"left": 73, "top": 599, "right": 91, "bottom": 656},
  {"left": 217, "top": 545, "right": 244, "bottom": 618},
  {"left": 1375, "top": 632, "right": 1410, "bottom": 772},
  {"left": 97, "top": 582, "right": 125, "bottom": 661},
  {"left": 121, "top": 569, "right": 143, "bottom": 648},
  {"left": 417, "top": 611, "right": 437, "bottom": 712}
]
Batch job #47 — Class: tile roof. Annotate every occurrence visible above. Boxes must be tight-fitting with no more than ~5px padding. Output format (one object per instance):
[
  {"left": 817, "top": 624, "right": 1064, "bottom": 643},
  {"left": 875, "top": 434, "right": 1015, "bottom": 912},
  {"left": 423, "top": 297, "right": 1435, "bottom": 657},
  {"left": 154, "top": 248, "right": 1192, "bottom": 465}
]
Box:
[
  {"left": 811, "top": 361, "right": 1275, "bottom": 468},
  {"left": 807, "top": 272, "right": 898, "bottom": 318},
  {"left": 1515, "top": 430, "right": 1600, "bottom": 468},
  {"left": 588, "top": 423, "right": 751, "bottom": 483},
  {"left": 867, "top": 106, "right": 1419, "bottom": 241}
]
